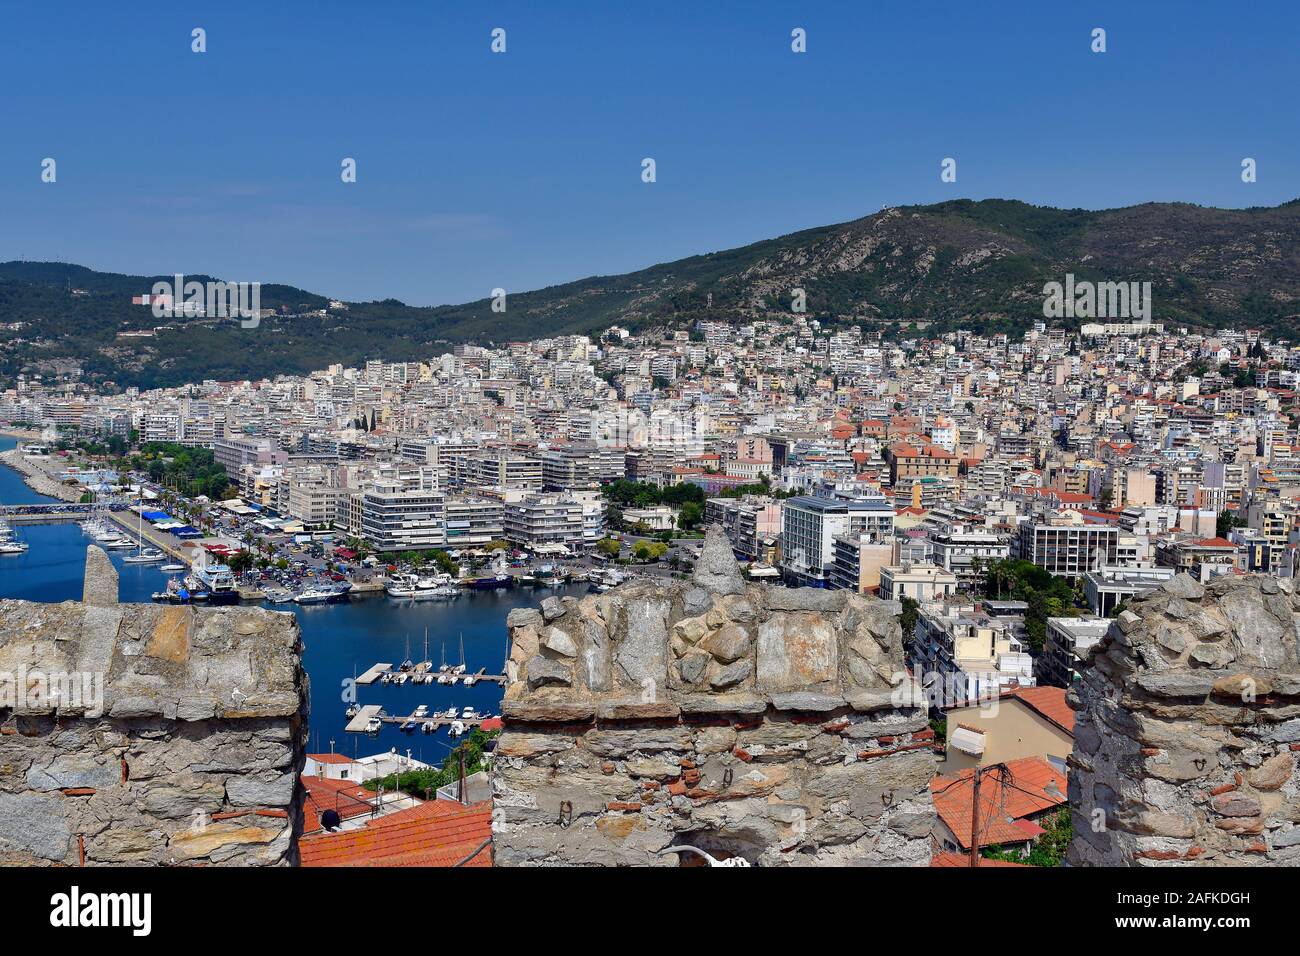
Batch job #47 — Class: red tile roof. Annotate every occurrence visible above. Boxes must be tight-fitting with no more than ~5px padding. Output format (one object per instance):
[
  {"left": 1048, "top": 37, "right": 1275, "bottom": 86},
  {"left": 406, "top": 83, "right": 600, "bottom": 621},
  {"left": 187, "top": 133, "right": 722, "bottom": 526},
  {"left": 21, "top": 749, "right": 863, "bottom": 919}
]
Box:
[
  {"left": 301, "top": 775, "right": 377, "bottom": 834},
  {"left": 931, "top": 851, "right": 1030, "bottom": 868},
  {"left": 308, "top": 753, "right": 354, "bottom": 765},
  {"left": 1002, "top": 685, "right": 1075, "bottom": 734},
  {"left": 300, "top": 799, "right": 493, "bottom": 867},
  {"left": 930, "top": 756, "right": 1066, "bottom": 851}
]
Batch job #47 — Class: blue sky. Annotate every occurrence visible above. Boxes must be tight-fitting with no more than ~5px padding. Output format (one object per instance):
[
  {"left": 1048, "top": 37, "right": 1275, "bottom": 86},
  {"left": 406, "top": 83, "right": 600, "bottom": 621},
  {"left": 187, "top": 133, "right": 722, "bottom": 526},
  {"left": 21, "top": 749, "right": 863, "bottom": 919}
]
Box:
[{"left": 1, "top": 1, "right": 1296, "bottom": 305}]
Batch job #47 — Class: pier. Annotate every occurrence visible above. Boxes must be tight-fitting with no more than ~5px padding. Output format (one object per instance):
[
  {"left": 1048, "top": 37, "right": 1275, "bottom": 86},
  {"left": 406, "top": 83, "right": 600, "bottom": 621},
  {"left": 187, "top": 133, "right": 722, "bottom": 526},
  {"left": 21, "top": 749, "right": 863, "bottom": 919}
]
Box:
[
  {"left": 343, "top": 703, "right": 494, "bottom": 734},
  {"left": 359, "top": 663, "right": 507, "bottom": 686},
  {"left": 344, "top": 704, "right": 383, "bottom": 733},
  {"left": 356, "top": 663, "right": 394, "bottom": 685}
]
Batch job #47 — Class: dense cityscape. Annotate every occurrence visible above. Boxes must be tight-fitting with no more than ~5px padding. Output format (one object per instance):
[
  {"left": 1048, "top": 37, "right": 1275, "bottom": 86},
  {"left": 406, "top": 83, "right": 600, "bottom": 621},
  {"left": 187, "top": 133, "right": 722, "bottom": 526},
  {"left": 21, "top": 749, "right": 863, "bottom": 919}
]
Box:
[
  {"left": 2, "top": 312, "right": 1296, "bottom": 667},
  {"left": 2, "top": 5, "right": 1297, "bottom": 932}
]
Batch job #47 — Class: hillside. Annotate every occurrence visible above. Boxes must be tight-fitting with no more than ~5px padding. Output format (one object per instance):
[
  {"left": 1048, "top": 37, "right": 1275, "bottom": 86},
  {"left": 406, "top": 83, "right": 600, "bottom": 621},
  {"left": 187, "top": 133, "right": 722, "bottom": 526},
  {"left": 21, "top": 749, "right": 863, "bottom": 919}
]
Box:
[{"left": 3, "top": 198, "right": 1299, "bottom": 389}]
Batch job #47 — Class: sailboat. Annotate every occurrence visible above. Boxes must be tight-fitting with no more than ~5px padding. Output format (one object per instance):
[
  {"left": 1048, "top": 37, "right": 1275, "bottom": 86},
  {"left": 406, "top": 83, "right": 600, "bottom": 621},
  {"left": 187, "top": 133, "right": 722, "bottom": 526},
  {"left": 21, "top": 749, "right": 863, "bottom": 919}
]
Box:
[
  {"left": 414, "top": 628, "right": 433, "bottom": 679},
  {"left": 399, "top": 635, "right": 414, "bottom": 672},
  {"left": 453, "top": 634, "right": 467, "bottom": 676},
  {"left": 123, "top": 497, "right": 165, "bottom": 563},
  {"left": 437, "top": 643, "right": 454, "bottom": 684}
]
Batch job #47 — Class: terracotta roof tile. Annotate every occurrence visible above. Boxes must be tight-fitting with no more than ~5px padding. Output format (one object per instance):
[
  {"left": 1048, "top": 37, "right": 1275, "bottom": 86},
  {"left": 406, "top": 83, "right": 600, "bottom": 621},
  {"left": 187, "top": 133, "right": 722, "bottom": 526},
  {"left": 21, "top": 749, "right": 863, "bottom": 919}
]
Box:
[
  {"left": 300, "top": 799, "right": 493, "bottom": 867},
  {"left": 1003, "top": 685, "right": 1075, "bottom": 734},
  {"left": 929, "top": 756, "right": 1066, "bottom": 851}
]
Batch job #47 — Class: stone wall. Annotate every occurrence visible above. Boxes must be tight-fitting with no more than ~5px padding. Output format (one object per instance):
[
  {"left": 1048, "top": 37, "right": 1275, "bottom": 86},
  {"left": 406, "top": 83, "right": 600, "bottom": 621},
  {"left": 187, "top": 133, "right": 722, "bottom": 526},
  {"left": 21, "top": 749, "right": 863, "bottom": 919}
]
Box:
[
  {"left": 491, "top": 527, "right": 937, "bottom": 866},
  {"left": 1068, "top": 574, "right": 1300, "bottom": 866},
  {"left": 0, "top": 546, "right": 308, "bottom": 865}
]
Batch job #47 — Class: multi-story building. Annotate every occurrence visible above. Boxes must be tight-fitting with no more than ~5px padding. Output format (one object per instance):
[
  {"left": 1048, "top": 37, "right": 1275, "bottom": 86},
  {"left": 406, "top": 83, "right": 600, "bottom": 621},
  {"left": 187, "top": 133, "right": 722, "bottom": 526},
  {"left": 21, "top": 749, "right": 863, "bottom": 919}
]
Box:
[
  {"left": 704, "top": 496, "right": 783, "bottom": 562},
  {"left": 1016, "top": 518, "right": 1121, "bottom": 577},
  {"left": 780, "top": 494, "right": 895, "bottom": 587},
  {"left": 1038, "top": 616, "right": 1111, "bottom": 687},
  {"left": 1082, "top": 565, "right": 1176, "bottom": 616},
  {"left": 931, "top": 529, "right": 1011, "bottom": 588},
  {"left": 443, "top": 496, "right": 505, "bottom": 549},
  {"left": 360, "top": 466, "right": 446, "bottom": 552},
  {"left": 504, "top": 493, "right": 589, "bottom": 553}
]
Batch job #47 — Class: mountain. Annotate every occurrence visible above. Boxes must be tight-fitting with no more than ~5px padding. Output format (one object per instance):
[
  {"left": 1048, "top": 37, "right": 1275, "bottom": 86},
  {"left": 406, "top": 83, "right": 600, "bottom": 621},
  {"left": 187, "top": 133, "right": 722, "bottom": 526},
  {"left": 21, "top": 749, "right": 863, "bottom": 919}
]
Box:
[{"left": 3, "top": 198, "right": 1299, "bottom": 389}]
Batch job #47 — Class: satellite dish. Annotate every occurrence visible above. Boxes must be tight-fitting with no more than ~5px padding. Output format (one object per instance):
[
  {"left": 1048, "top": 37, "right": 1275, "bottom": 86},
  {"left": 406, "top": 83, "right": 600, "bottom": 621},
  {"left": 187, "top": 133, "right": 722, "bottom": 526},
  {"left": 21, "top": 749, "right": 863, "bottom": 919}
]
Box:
[{"left": 321, "top": 809, "right": 341, "bottom": 831}]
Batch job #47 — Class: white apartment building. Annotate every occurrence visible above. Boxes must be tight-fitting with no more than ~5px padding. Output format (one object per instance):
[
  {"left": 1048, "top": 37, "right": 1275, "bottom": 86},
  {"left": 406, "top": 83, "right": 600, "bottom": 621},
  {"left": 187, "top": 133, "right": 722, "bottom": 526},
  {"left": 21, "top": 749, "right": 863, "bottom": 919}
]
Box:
[{"left": 360, "top": 465, "right": 446, "bottom": 551}]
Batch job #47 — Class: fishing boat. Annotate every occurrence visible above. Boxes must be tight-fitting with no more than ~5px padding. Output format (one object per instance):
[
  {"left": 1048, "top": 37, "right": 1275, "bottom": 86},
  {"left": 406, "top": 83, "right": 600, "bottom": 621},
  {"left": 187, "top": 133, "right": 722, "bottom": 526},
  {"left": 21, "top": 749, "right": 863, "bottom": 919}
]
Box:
[
  {"left": 152, "top": 578, "right": 191, "bottom": 604},
  {"left": 262, "top": 587, "right": 295, "bottom": 604}
]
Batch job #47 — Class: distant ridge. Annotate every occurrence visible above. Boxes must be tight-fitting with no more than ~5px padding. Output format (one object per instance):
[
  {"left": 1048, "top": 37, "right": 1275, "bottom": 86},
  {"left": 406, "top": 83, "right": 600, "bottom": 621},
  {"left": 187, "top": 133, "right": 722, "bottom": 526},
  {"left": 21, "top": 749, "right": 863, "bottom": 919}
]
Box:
[{"left": 2, "top": 197, "right": 1299, "bottom": 388}]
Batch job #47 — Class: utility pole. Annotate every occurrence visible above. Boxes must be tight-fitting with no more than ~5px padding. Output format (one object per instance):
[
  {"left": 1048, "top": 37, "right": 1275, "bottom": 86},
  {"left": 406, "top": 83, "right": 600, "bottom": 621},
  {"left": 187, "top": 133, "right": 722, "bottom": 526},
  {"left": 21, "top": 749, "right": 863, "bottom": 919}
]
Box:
[
  {"left": 969, "top": 765, "right": 983, "bottom": 868},
  {"left": 969, "top": 762, "right": 1008, "bottom": 868},
  {"left": 458, "top": 745, "right": 467, "bottom": 805}
]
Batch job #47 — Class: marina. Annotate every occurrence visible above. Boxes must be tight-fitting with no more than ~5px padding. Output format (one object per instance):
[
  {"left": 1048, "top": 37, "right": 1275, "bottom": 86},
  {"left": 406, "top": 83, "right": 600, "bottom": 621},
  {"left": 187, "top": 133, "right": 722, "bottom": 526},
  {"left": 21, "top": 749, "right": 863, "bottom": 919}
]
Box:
[
  {"left": 344, "top": 703, "right": 495, "bottom": 735},
  {"left": 0, "top": 435, "right": 573, "bottom": 758}
]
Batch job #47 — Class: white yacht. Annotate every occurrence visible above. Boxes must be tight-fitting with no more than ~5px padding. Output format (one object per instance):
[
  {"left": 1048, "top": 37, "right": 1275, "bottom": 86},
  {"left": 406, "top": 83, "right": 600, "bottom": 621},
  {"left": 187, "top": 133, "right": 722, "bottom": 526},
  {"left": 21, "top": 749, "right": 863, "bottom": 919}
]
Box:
[
  {"left": 0, "top": 520, "right": 27, "bottom": 555},
  {"left": 123, "top": 546, "right": 165, "bottom": 564}
]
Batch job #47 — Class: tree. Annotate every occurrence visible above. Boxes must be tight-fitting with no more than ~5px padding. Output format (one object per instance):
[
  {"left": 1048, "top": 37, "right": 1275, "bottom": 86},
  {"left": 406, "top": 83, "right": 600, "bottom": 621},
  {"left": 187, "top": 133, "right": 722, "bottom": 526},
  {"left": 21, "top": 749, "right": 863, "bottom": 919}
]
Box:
[
  {"left": 899, "top": 596, "right": 920, "bottom": 643},
  {"left": 228, "top": 550, "right": 255, "bottom": 573},
  {"left": 1216, "top": 510, "right": 1246, "bottom": 538},
  {"left": 633, "top": 541, "right": 668, "bottom": 563},
  {"left": 677, "top": 500, "right": 703, "bottom": 530},
  {"left": 595, "top": 537, "right": 622, "bottom": 558},
  {"left": 984, "top": 808, "right": 1072, "bottom": 867}
]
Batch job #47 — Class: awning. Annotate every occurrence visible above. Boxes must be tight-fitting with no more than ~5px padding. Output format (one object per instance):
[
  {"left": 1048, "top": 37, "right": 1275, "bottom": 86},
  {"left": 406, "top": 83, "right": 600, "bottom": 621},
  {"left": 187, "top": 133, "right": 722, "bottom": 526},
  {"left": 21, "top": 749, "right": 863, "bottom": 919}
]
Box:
[{"left": 949, "top": 726, "right": 985, "bottom": 757}]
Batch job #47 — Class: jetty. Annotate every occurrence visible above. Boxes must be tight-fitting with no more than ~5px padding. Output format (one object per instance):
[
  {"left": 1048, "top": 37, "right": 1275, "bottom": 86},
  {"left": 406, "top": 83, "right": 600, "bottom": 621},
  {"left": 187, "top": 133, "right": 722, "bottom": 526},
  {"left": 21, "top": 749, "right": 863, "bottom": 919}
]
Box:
[
  {"left": 344, "top": 704, "right": 383, "bottom": 733},
  {"left": 359, "top": 662, "right": 506, "bottom": 686},
  {"left": 356, "top": 663, "right": 394, "bottom": 685}
]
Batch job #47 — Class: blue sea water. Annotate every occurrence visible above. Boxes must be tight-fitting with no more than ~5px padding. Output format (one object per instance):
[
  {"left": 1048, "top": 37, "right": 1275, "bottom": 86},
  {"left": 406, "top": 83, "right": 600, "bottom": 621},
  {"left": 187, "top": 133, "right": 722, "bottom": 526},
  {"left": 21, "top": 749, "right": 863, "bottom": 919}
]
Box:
[{"left": 0, "top": 435, "right": 564, "bottom": 766}]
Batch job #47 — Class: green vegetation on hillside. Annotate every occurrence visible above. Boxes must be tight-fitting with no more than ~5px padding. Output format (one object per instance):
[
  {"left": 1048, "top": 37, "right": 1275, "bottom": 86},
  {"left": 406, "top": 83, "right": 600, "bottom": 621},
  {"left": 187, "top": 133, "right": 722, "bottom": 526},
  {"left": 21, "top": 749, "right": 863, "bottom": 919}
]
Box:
[{"left": 4, "top": 197, "right": 1299, "bottom": 388}]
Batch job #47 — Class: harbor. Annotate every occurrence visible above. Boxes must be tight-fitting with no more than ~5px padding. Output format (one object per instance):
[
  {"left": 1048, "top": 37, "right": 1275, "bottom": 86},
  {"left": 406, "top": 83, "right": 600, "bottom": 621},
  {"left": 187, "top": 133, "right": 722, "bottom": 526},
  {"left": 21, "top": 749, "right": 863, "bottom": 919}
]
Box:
[{"left": 1, "top": 433, "right": 573, "bottom": 759}]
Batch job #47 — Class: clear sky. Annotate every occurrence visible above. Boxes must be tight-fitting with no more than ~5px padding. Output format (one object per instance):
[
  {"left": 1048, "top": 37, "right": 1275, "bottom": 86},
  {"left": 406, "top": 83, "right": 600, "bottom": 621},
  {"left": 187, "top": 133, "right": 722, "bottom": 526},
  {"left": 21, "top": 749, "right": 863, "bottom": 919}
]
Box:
[{"left": 2, "top": 1, "right": 1297, "bottom": 306}]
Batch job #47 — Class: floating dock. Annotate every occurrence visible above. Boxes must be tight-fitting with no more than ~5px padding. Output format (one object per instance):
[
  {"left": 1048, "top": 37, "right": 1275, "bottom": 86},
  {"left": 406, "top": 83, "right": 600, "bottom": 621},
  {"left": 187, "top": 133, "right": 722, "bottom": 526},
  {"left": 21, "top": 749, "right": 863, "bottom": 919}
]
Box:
[
  {"left": 356, "top": 663, "right": 394, "bottom": 685},
  {"left": 360, "top": 663, "right": 506, "bottom": 686},
  {"left": 344, "top": 704, "right": 383, "bottom": 733}
]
